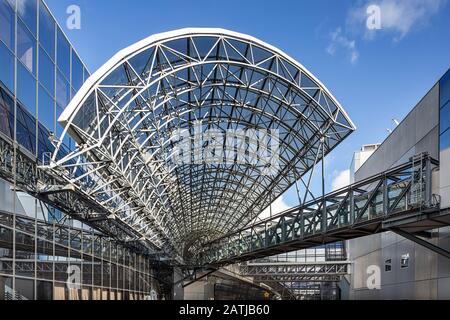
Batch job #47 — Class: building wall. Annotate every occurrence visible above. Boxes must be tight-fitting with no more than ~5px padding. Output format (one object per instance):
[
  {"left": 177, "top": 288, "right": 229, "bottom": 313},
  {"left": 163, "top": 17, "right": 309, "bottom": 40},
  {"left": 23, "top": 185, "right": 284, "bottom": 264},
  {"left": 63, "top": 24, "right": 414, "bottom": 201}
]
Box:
[
  {"left": 439, "top": 70, "right": 450, "bottom": 208},
  {"left": 0, "top": 0, "right": 161, "bottom": 300},
  {"left": 355, "top": 83, "right": 440, "bottom": 180},
  {"left": 0, "top": 0, "right": 89, "bottom": 150},
  {"left": 350, "top": 144, "right": 380, "bottom": 183},
  {"left": 347, "top": 71, "right": 450, "bottom": 300}
]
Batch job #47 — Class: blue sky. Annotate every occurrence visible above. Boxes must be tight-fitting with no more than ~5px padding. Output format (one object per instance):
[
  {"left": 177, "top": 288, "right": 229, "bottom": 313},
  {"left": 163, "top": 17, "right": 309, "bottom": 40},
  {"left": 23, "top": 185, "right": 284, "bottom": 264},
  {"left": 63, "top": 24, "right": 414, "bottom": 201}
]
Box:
[{"left": 46, "top": 0, "right": 450, "bottom": 211}]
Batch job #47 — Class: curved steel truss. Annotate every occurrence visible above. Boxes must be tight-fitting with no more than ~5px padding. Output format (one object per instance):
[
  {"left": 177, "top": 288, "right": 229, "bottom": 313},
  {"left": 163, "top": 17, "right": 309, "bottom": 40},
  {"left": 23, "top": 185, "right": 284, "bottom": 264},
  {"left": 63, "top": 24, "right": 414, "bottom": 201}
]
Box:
[{"left": 49, "top": 28, "right": 355, "bottom": 261}]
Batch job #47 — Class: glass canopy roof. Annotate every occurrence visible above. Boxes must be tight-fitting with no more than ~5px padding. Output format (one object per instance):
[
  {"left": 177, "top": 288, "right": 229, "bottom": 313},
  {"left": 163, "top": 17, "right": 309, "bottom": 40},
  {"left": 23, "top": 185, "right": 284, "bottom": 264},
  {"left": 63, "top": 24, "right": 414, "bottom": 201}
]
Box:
[{"left": 51, "top": 28, "right": 355, "bottom": 261}]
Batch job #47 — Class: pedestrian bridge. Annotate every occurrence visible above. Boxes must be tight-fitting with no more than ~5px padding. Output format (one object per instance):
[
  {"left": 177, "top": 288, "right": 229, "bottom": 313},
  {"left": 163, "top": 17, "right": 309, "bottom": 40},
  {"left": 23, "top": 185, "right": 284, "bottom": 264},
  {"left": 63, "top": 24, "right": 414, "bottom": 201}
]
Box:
[{"left": 198, "top": 154, "right": 450, "bottom": 265}]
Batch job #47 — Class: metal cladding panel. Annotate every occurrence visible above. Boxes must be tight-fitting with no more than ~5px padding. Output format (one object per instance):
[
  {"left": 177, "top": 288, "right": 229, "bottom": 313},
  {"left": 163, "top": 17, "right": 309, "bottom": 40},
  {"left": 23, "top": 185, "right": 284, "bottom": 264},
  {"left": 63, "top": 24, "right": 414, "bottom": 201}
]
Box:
[
  {"left": 347, "top": 77, "right": 448, "bottom": 300},
  {"left": 355, "top": 83, "right": 439, "bottom": 181}
]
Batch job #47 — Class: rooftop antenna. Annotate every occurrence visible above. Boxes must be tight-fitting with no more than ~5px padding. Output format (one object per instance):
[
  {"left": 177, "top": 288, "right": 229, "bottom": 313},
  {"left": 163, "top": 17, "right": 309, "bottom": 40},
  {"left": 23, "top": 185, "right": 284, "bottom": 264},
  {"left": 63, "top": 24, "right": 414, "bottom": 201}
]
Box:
[{"left": 386, "top": 118, "right": 400, "bottom": 134}]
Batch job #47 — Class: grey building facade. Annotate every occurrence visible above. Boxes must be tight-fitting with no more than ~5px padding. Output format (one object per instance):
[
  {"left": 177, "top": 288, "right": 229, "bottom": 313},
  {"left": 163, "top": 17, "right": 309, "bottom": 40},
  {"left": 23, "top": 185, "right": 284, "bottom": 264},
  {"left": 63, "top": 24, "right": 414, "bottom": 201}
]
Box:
[{"left": 346, "top": 69, "right": 450, "bottom": 299}]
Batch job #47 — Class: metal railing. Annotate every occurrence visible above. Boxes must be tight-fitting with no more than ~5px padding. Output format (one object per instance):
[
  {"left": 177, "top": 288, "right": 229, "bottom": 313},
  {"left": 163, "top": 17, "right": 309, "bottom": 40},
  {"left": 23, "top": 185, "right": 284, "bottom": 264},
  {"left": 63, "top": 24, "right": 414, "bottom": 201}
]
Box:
[{"left": 200, "top": 153, "right": 440, "bottom": 265}]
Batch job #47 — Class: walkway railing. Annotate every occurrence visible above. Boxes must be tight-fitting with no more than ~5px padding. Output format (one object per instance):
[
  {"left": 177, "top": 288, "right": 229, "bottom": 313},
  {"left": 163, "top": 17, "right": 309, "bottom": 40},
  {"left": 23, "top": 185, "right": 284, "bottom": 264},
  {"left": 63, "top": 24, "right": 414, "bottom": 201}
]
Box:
[{"left": 199, "top": 154, "right": 440, "bottom": 265}]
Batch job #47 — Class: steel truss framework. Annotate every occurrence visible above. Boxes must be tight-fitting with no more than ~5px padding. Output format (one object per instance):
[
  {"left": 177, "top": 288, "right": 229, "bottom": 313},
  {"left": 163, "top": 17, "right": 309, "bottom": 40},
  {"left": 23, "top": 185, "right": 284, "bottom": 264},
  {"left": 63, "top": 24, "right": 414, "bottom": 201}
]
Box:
[
  {"left": 240, "top": 262, "right": 348, "bottom": 281},
  {"left": 46, "top": 28, "right": 355, "bottom": 261},
  {"left": 0, "top": 133, "right": 159, "bottom": 257},
  {"left": 255, "top": 275, "right": 342, "bottom": 283},
  {"left": 200, "top": 154, "right": 446, "bottom": 265}
]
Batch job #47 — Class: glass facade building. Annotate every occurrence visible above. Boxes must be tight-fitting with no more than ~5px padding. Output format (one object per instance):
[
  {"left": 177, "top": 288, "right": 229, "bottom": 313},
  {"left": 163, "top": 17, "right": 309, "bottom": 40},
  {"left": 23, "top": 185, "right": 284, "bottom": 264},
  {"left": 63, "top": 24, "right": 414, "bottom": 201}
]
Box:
[
  {"left": 0, "top": 0, "right": 164, "bottom": 300},
  {"left": 0, "top": 0, "right": 87, "bottom": 153},
  {"left": 440, "top": 69, "right": 450, "bottom": 152}
]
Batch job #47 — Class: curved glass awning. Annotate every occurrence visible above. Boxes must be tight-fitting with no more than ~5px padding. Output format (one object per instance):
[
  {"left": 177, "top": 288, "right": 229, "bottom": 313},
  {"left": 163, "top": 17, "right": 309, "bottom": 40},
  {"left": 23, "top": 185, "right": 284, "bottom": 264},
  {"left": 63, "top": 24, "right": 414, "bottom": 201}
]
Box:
[{"left": 51, "top": 28, "right": 355, "bottom": 261}]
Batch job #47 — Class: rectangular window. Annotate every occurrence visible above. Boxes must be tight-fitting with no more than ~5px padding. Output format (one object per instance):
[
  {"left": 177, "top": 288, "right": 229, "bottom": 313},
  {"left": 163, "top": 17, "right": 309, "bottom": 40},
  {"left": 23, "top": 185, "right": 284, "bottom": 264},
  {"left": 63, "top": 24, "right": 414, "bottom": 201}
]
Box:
[
  {"left": 17, "top": 0, "right": 37, "bottom": 36},
  {"left": 38, "top": 46, "right": 55, "bottom": 94},
  {"left": 17, "top": 19, "right": 37, "bottom": 75},
  {"left": 83, "top": 67, "right": 89, "bottom": 82},
  {"left": 57, "top": 28, "right": 70, "bottom": 80},
  {"left": 0, "top": 0, "right": 15, "bottom": 50},
  {"left": 385, "top": 259, "right": 392, "bottom": 272},
  {"left": 56, "top": 69, "right": 70, "bottom": 108},
  {"left": 441, "top": 128, "right": 450, "bottom": 151},
  {"left": 38, "top": 84, "right": 54, "bottom": 132},
  {"left": 0, "top": 41, "right": 14, "bottom": 91},
  {"left": 440, "top": 70, "right": 450, "bottom": 109},
  {"left": 0, "top": 87, "right": 14, "bottom": 138},
  {"left": 401, "top": 253, "right": 409, "bottom": 269},
  {"left": 72, "top": 54, "right": 84, "bottom": 91},
  {"left": 440, "top": 70, "right": 450, "bottom": 153},
  {"left": 38, "top": 0, "right": 55, "bottom": 59},
  {"left": 16, "top": 105, "right": 35, "bottom": 152},
  {"left": 440, "top": 101, "right": 450, "bottom": 135},
  {"left": 17, "top": 63, "right": 37, "bottom": 114}
]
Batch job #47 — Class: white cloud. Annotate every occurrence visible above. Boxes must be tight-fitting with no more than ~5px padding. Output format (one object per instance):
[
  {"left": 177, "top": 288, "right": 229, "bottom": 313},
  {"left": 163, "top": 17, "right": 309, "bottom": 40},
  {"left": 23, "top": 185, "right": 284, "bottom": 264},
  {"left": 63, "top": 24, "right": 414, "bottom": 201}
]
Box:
[
  {"left": 327, "top": 0, "right": 446, "bottom": 63},
  {"left": 331, "top": 169, "right": 350, "bottom": 191},
  {"left": 348, "top": 0, "right": 447, "bottom": 41},
  {"left": 259, "top": 195, "right": 290, "bottom": 220},
  {"left": 327, "top": 27, "right": 359, "bottom": 64}
]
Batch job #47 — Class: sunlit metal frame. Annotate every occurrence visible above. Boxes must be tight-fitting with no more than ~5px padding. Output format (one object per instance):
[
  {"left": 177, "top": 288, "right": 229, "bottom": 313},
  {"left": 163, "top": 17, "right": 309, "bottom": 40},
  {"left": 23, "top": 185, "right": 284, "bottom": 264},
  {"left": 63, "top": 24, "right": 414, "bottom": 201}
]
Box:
[
  {"left": 46, "top": 28, "right": 355, "bottom": 261},
  {"left": 240, "top": 262, "right": 349, "bottom": 280},
  {"left": 200, "top": 154, "right": 441, "bottom": 265}
]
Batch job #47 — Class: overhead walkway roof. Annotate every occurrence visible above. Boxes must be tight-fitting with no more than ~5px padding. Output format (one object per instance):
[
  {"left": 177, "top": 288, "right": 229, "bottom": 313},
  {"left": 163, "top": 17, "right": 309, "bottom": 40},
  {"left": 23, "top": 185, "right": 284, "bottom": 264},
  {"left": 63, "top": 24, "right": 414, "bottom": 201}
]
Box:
[{"left": 51, "top": 28, "right": 355, "bottom": 261}]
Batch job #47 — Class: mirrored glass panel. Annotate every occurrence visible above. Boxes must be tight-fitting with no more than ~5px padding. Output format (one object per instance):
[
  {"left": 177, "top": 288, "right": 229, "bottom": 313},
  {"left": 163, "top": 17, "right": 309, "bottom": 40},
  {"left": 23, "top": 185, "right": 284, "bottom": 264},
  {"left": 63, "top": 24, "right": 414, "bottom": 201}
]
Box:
[
  {"left": 72, "top": 54, "right": 83, "bottom": 91},
  {"left": 17, "top": 63, "right": 37, "bottom": 114},
  {"left": 16, "top": 104, "right": 36, "bottom": 153},
  {"left": 0, "top": 41, "right": 14, "bottom": 91},
  {"left": 39, "top": 46, "right": 54, "bottom": 94},
  {"left": 0, "top": 0, "right": 15, "bottom": 50},
  {"left": 38, "top": 0, "right": 55, "bottom": 59},
  {"left": 17, "top": 19, "right": 37, "bottom": 75},
  {"left": 441, "top": 128, "right": 450, "bottom": 151},
  {"left": 17, "top": 0, "right": 37, "bottom": 36},
  {"left": 83, "top": 67, "right": 89, "bottom": 82},
  {"left": 0, "top": 86, "right": 14, "bottom": 138},
  {"left": 440, "top": 101, "right": 450, "bottom": 135},
  {"left": 38, "top": 84, "right": 54, "bottom": 132},
  {"left": 56, "top": 69, "right": 69, "bottom": 108},
  {"left": 57, "top": 29, "right": 70, "bottom": 80}
]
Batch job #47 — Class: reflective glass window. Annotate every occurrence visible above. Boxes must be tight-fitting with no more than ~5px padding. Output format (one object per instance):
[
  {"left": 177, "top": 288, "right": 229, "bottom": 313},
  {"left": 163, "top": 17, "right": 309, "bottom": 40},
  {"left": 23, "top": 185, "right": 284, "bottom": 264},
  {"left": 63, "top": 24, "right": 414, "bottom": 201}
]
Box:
[
  {"left": 440, "top": 101, "right": 450, "bottom": 135},
  {"left": 72, "top": 54, "right": 83, "bottom": 91},
  {"left": 400, "top": 253, "right": 409, "bottom": 269},
  {"left": 385, "top": 259, "right": 392, "bottom": 272},
  {"left": 39, "top": 0, "right": 55, "bottom": 59},
  {"left": 441, "top": 127, "right": 450, "bottom": 151},
  {"left": 0, "top": 0, "right": 14, "bottom": 50},
  {"left": 0, "top": 87, "right": 14, "bottom": 137},
  {"left": 38, "top": 84, "right": 54, "bottom": 132},
  {"left": 17, "top": 63, "right": 37, "bottom": 114},
  {"left": 39, "top": 46, "right": 54, "bottom": 94},
  {"left": 56, "top": 69, "right": 69, "bottom": 108},
  {"left": 17, "top": 19, "right": 37, "bottom": 74},
  {"left": 16, "top": 104, "right": 35, "bottom": 153},
  {"left": 5, "top": 0, "right": 14, "bottom": 10},
  {"left": 440, "top": 70, "right": 450, "bottom": 109},
  {"left": 0, "top": 41, "right": 14, "bottom": 91},
  {"left": 441, "top": 70, "right": 450, "bottom": 152},
  {"left": 83, "top": 67, "right": 89, "bottom": 82},
  {"left": 57, "top": 29, "right": 70, "bottom": 80},
  {"left": 15, "top": 277, "right": 35, "bottom": 300},
  {"left": 17, "top": 0, "right": 37, "bottom": 36}
]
